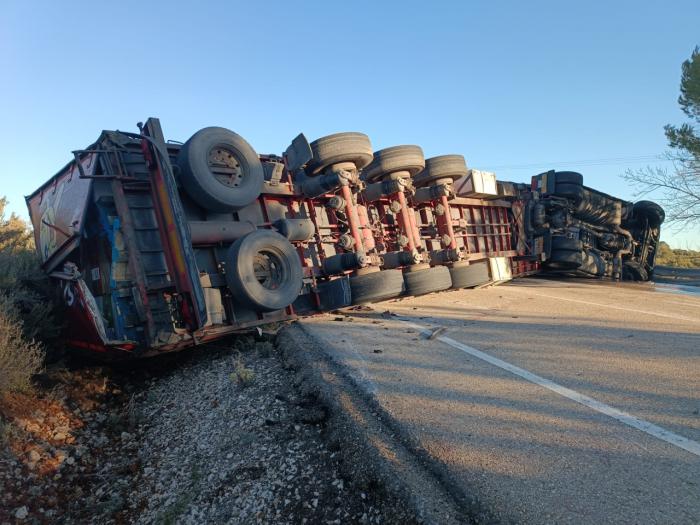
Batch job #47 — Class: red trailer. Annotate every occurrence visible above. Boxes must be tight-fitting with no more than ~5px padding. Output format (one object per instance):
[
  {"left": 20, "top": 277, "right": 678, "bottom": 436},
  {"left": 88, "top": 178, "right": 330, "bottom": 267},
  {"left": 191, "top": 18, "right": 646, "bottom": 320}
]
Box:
[{"left": 26, "top": 118, "right": 662, "bottom": 358}]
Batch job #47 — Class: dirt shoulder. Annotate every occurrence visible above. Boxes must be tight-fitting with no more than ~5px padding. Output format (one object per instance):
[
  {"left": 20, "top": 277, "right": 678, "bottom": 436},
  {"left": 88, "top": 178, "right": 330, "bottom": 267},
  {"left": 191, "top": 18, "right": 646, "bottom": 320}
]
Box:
[{"left": 1, "top": 335, "right": 420, "bottom": 524}]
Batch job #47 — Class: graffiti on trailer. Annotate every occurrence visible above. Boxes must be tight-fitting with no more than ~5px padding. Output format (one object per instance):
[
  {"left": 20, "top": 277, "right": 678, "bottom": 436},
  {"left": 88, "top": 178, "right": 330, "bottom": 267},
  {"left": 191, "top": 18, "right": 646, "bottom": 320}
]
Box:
[
  {"left": 39, "top": 180, "right": 67, "bottom": 261},
  {"left": 28, "top": 154, "right": 95, "bottom": 265}
]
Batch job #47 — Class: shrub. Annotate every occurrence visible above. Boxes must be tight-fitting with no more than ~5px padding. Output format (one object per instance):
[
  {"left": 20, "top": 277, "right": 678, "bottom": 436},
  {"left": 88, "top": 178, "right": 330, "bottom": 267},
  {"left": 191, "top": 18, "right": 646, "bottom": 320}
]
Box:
[
  {"left": 0, "top": 295, "right": 44, "bottom": 393},
  {"left": 655, "top": 241, "right": 700, "bottom": 268},
  {"left": 230, "top": 356, "right": 255, "bottom": 388},
  {"left": 0, "top": 197, "right": 59, "bottom": 394}
]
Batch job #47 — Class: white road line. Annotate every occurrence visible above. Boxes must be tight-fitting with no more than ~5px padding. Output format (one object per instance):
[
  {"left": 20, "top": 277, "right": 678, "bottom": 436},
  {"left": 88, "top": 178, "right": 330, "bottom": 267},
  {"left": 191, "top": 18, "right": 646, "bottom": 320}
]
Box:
[
  {"left": 507, "top": 289, "right": 700, "bottom": 323},
  {"left": 655, "top": 283, "right": 700, "bottom": 298},
  {"left": 399, "top": 318, "right": 700, "bottom": 458}
]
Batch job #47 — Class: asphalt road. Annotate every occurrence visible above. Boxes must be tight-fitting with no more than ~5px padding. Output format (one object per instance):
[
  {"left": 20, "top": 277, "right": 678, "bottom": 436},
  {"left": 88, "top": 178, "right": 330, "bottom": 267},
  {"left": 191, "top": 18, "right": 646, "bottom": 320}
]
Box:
[{"left": 300, "top": 278, "right": 700, "bottom": 524}]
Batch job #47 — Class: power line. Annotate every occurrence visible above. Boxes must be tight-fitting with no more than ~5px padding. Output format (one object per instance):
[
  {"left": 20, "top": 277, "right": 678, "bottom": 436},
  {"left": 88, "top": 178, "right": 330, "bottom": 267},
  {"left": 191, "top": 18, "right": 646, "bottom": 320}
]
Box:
[{"left": 484, "top": 154, "right": 671, "bottom": 170}]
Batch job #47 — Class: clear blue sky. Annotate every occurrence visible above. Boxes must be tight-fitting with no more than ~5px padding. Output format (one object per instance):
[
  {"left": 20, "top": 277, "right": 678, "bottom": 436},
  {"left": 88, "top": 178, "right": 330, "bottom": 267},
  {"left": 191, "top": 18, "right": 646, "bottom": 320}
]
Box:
[{"left": 1, "top": 0, "right": 698, "bottom": 247}]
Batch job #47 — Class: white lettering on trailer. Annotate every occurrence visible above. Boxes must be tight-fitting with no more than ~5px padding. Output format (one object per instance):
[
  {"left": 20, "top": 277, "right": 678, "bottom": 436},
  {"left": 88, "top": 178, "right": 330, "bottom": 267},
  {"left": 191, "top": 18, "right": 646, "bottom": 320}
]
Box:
[{"left": 399, "top": 319, "right": 700, "bottom": 458}]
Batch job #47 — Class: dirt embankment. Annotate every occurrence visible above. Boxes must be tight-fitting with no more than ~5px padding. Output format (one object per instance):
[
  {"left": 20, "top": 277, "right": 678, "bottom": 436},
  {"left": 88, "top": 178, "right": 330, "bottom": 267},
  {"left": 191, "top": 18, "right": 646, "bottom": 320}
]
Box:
[{"left": 0, "top": 335, "right": 418, "bottom": 524}]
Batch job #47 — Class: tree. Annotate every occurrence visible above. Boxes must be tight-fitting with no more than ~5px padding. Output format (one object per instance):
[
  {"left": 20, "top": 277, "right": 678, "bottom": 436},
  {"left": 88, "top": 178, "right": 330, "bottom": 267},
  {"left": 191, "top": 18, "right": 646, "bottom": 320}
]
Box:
[
  {"left": 624, "top": 47, "right": 700, "bottom": 227},
  {"left": 0, "top": 197, "right": 33, "bottom": 253}
]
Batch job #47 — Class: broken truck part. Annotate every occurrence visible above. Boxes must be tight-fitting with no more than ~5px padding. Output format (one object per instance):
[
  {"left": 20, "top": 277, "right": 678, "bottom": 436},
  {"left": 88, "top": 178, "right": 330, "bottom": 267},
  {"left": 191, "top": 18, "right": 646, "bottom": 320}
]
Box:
[{"left": 25, "top": 118, "right": 663, "bottom": 358}]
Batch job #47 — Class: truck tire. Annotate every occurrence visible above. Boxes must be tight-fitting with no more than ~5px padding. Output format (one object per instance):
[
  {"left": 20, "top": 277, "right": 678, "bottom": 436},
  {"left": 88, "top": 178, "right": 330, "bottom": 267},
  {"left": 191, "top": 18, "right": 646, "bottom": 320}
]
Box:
[
  {"left": 551, "top": 235, "right": 582, "bottom": 252},
  {"left": 555, "top": 171, "right": 584, "bottom": 186},
  {"left": 177, "top": 127, "right": 264, "bottom": 212},
  {"left": 622, "top": 261, "right": 649, "bottom": 281},
  {"left": 413, "top": 155, "right": 468, "bottom": 188},
  {"left": 362, "top": 145, "right": 425, "bottom": 183},
  {"left": 305, "top": 132, "right": 373, "bottom": 176},
  {"left": 317, "top": 277, "right": 352, "bottom": 310},
  {"left": 553, "top": 183, "right": 584, "bottom": 203},
  {"left": 449, "top": 261, "right": 491, "bottom": 289},
  {"left": 546, "top": 249, "right": 582, "bottom": 270},
  {"left": 632, "top": 201, "right": 665, "bottom": 229},
  {"left": 225, "top": 230, "right": 303, "bottom": 312},
  {"left": 403, "top": 265, "right": 452, "bottom": 296},
  {"left": 350, "top": 269, "right": 404, "bottom": 305}
]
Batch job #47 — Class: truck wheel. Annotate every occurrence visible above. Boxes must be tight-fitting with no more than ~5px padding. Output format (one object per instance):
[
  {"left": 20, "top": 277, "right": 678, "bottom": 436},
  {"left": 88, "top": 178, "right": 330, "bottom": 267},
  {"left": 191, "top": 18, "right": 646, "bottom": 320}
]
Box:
[
  {"left": 551, "top": 235, "right": 583, "bottom": 252},
  {"left": 225, "top": 230, "right": 303, "bottom": 312},
  {"left": 362, "top": 145, "right": 425, "bottom": 183},
  {"left": 403, "top": 265, "right": 452, "bottom": 296},
  {"left": 449, "top": 261, "right": 491, "bottom": 289},
  {"left": 546, "top": 249, "right": 582, "bottom": 270},
  {"left": 413, "top": 154, "right": 468, "bottom": 188},
  {"left": 317, "top": 277, "right": 352, "bottom": 310},
  {"left": 177, "top": 127, "right": 264, "bottom": 212},
  {"left": 554, "top": 171, "right": 584, "bottom": 186},
  {"left": 350, "top": 269, "right": 404, "bottom": 305},
  {"left": 553, "top": 182, "right": 584, "bottom": 203},
  {"left": 622, "top": 261, "right": 649, "bottom": 281},
  {"left": 633, "top": 201, "right": 665, "bottom": 229},
  {"left": 305, "top": 132, "right": 373, "bottom": 176}
]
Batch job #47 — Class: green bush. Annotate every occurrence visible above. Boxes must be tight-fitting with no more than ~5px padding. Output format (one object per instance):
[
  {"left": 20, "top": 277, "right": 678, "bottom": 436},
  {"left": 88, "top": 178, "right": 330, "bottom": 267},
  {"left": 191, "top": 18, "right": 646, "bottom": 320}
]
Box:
[
  {"left": 230, "top": 355, "right": 255, "bottom": 388},
  {"left": 0, "top": 295, "right": 44, "bottom": 393},
  {"left": 656, "top": 241, "right": 700, "bottom": 268},
  {"left": 0, "top": 197, "right": 61, "bottom": 394}
]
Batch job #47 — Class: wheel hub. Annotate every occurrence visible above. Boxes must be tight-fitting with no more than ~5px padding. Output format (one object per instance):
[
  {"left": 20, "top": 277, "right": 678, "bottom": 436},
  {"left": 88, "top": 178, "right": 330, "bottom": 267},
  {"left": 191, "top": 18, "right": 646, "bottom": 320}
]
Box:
[
  {"left": 252, "top": 250, "right": 284, "bottom": 290},
  {"left": 208, "top": 146, "right": 244, "bottom": 188}
]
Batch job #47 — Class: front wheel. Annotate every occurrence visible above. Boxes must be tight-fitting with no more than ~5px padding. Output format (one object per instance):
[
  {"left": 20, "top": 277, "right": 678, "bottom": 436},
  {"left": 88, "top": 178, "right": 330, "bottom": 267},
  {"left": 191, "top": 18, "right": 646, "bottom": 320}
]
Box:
[
  {"left": 632, "top": 201, "right": 665, "bottom": 229},
  {"left": 622, "top": 261, "right": 649, "bottom": 281}
]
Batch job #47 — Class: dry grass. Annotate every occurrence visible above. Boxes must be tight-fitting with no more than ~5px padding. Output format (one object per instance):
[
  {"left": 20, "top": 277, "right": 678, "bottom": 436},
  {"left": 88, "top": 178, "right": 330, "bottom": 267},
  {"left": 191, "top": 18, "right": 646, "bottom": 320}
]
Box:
[
  {"left": 230, "top": 356, "right": 255, "bottom": 388},
  {"left": 0, "top": 296, "right": 44, "bottom": 394}
]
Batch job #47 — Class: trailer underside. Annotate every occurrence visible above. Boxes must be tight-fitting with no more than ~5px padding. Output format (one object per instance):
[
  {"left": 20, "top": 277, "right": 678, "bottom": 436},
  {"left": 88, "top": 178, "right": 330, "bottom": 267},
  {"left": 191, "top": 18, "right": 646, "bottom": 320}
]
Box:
[{"left": 25, "top": 118, "right": 663, "bottom": 358}]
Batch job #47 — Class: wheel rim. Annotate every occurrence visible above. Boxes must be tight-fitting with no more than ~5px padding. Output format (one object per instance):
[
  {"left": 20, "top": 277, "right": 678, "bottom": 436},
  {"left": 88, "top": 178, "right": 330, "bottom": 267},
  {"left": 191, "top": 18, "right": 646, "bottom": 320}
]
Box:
[
  {"left": 208, "top": 144, "right": 245, "bottom": 188},
  {"left": 252, "top": 249, "right": 286, "bottom": 291}
]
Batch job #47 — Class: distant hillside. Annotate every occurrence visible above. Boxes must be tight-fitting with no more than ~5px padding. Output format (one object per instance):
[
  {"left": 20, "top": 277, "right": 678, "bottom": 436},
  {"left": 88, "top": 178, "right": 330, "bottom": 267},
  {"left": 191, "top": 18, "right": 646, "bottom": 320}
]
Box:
[{"left": 656, "top": 241, "right": 700, "bottom": 268}]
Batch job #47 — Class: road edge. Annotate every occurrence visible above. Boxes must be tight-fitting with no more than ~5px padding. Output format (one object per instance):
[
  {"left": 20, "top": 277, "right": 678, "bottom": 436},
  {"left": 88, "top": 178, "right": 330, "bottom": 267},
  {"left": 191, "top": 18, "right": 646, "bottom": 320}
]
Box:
[{"left": 277, "top": 321, "right": 493, "bottom": 525}]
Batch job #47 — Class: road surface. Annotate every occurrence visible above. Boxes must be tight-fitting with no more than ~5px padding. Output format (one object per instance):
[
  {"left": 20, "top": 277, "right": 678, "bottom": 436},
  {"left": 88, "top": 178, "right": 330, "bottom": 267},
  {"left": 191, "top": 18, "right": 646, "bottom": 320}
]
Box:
[{"left": 299, "top": 278, "right": 700, "bottom": 524}]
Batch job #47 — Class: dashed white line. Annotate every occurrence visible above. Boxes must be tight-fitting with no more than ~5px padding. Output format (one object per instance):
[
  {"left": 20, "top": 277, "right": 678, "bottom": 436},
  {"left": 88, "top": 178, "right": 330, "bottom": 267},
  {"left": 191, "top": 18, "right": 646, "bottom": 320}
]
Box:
[{"left": 399, "top": 318, "right": 700, "bottom": 458}]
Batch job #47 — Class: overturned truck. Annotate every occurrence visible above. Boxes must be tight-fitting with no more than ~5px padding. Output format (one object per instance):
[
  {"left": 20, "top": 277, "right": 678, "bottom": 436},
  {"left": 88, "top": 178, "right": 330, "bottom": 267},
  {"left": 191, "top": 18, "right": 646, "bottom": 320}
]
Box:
[{"left": 26, "top": 118, "right": 663, "bottom": 358}]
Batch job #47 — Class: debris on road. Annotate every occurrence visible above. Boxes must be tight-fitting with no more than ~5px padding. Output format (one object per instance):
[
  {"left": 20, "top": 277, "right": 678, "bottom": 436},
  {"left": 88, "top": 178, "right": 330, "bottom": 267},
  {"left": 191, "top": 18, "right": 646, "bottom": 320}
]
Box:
[{"left": 422, "top": 327, "right": 447, "bottom": 340}]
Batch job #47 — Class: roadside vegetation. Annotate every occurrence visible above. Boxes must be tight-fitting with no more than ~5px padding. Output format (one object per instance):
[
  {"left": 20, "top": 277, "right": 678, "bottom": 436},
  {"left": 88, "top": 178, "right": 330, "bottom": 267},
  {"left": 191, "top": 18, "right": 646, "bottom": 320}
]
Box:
[
  {"left": 0, "top": 197, "right": 60, "bottom": 399},
  {"left": 655, "top": 241, "right": 700, "bottom": 268},
  {"left": 624, "top": 46, "right": 700, "bottom": 230}
]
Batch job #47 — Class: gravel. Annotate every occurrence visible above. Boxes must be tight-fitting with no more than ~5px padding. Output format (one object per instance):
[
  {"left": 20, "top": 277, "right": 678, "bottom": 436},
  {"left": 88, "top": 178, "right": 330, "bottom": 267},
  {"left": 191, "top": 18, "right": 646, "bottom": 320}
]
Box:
[{"left": 0, "top": 336, "right": 418, "bottom": 524}]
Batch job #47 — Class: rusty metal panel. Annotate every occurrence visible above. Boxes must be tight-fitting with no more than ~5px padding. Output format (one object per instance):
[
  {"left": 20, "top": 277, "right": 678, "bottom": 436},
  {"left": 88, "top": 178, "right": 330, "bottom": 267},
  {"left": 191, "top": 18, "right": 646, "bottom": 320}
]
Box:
[{"left": 26, "top": 153, "right": 97, "bottom": 269}]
